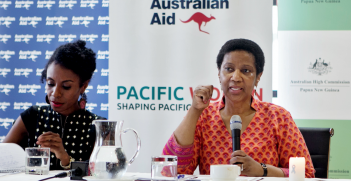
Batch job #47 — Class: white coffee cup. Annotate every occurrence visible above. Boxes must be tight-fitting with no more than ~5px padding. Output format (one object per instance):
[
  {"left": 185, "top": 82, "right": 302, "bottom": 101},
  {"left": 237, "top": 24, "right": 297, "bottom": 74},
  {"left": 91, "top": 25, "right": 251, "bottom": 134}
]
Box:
[{"left": 210, "top": 165, "right": 241, "bottom": 181}]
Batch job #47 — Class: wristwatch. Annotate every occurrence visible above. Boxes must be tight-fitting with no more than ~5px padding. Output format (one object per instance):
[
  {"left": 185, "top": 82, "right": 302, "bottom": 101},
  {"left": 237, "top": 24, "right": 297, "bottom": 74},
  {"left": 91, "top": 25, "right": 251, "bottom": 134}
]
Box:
[
  {"left": 260, "top": 163, "right": 267, "bottom": 177},
  {"left": 60, "top": 156, "right": 75, "bottom": 169}
]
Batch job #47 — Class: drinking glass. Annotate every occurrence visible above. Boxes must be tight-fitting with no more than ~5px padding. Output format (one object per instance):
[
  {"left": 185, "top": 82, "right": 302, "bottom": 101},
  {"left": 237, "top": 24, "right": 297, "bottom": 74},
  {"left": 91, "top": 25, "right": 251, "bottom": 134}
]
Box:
[
  {"left": 151, "top": 155, "right": 177, "bottom": 181},
  {"left": 25, "top": 147, "right": 50, "bottom": 175}
]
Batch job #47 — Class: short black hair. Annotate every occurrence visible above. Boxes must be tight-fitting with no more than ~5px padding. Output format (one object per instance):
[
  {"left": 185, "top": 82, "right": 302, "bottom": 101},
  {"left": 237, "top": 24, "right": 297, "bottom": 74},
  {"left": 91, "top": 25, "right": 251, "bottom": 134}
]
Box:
[
  {"left": 216, "top": 39, "right": 265, "bottom": 75},
  {"left": 41, "top": 40, "right": 96, "bottom": 87}
]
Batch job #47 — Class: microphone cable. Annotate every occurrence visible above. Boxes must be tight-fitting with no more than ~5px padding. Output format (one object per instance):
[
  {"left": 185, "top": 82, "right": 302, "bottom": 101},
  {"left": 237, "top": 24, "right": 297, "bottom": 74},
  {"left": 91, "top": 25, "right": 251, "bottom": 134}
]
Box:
[
  {"left": 38, "top": 167, "right": 83, "bottom": 181},
  {"left": 38, "top": 171, "right": 70, "bottom": 181}
]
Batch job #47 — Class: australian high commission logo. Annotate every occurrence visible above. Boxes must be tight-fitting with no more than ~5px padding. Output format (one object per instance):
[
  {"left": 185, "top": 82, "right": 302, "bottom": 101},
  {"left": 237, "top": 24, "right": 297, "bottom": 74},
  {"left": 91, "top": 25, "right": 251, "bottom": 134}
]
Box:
[
  {"left": 291, "top": 58, "right": 349, "bottom": 93},
  {"left": 308, "top": 58, "right": 332, "bottom": 75}
]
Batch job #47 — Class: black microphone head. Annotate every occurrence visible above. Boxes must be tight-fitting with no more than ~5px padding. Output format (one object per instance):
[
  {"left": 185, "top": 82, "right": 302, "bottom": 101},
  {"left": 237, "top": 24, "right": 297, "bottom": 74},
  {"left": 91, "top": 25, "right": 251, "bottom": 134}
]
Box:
[{"left": 230, "top": 115, "right": 242, "bottom": 130}]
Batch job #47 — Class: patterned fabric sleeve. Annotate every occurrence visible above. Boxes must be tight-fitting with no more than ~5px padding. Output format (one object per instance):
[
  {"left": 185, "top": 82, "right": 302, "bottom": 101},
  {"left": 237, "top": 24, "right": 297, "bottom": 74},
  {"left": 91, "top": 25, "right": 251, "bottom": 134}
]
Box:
[
  {"left": 277, "top": 111, "right": 315, "bottom": 178},
  {"left": 280, "top": 168, "right": 289, "bottom": 177},
  {"left": 162, "top": 117, "right": 203, "bottom": 174}
]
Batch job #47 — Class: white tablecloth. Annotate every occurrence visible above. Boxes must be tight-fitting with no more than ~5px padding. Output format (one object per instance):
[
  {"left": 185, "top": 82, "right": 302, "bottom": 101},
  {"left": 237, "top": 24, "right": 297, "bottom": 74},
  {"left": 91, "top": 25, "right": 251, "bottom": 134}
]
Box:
[{"left": 0, "top": 171, "right": 346, "bottom": 181}]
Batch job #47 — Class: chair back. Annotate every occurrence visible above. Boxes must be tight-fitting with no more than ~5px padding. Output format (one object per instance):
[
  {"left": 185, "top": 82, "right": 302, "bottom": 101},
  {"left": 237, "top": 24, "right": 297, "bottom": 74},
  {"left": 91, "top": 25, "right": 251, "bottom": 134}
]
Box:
[{"left": 299, "top": 127, "right": 334, "bottom": 178}]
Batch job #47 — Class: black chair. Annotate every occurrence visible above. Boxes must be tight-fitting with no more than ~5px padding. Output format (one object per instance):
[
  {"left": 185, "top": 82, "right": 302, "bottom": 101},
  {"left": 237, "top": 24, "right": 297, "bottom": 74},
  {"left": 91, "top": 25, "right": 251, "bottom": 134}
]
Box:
[{"left": 299, "top": 127, "right": 334, "bottom": 178}]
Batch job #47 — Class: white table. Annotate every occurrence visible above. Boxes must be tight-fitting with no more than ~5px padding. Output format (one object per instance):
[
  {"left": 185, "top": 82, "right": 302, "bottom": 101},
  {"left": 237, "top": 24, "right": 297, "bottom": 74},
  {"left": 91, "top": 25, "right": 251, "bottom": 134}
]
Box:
[{"left": 0, "top": 171, "right": 347, "bottom": 181}]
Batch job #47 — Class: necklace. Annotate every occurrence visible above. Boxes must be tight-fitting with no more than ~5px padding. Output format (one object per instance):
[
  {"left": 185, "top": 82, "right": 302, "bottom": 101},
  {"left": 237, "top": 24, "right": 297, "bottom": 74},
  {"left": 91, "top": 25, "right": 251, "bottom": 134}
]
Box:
[
  {"left": 60, "top": 115, "right": 68, "bottom": 138},
  {"left": 55, "top": 115, "right": 68, "bottom": 168}
]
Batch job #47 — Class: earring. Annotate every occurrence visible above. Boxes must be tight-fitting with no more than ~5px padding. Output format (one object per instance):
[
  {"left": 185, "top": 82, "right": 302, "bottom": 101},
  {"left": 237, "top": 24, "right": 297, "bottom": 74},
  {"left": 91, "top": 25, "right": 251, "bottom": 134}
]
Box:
[
  {"left": 254, "top": 86, "right": 258, "bottom": 96},
  {"left": 45, "top": 95, "right": 50, "bottom": 104},
  {"left": 78, "top": 93, "right": 87, "bottom": 110}
]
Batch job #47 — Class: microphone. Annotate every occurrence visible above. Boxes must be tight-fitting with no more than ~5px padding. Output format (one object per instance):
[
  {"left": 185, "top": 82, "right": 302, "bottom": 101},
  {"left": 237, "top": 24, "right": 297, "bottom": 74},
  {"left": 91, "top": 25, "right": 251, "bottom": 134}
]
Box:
[{"left": 230, "top": 115, "right": 242, "bottom": 151}]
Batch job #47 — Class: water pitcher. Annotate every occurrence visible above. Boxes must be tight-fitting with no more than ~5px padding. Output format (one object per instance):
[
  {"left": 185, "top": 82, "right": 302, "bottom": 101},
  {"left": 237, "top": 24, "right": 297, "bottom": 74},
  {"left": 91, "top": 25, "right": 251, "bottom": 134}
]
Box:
[{"left": 89, "top": 120, "right": 141, "bottom": 179}]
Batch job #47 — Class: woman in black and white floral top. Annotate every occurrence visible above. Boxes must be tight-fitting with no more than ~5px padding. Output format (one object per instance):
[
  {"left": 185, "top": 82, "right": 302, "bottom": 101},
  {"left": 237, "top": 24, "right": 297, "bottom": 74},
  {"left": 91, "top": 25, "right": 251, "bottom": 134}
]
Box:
[{"left": 4, "top": 40, "right": 104, "bottom": 170}]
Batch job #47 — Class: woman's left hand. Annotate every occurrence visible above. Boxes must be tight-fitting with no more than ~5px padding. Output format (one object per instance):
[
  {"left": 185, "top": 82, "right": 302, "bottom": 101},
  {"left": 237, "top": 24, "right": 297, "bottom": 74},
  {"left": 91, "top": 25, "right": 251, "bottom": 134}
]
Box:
[
  {"left": 230, "top": 150, "right": 264, "bottom": 177},
  {"left": 36, "top": 131, "right": 69, "bottom": 160}
]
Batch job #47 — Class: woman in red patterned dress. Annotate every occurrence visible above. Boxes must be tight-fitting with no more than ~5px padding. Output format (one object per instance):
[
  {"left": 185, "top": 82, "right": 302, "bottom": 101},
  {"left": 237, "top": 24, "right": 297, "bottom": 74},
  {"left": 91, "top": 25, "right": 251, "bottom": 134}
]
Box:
[{"left": 162, "top": 39, "right": 315, "bottom": 177}]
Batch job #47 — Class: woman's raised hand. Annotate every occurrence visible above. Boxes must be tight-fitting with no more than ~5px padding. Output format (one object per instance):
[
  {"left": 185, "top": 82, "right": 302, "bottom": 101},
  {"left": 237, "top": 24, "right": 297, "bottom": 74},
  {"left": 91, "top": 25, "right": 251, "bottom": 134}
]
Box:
[
  {"left": 192, "top": 85, "right": 214, "bottom": 111},
  {"left": 172, "top": 85, "right": 214, "bottom": 146}
]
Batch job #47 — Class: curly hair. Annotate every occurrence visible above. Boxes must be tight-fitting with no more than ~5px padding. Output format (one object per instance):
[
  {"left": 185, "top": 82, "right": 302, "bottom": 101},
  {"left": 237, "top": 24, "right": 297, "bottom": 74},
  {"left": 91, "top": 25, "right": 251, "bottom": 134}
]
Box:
[
  {"left": 216, "top": 39, "right": 265, "bottom": 75},
  {"left": 41, "top": 40, "right": 96, "bottom": 87}
]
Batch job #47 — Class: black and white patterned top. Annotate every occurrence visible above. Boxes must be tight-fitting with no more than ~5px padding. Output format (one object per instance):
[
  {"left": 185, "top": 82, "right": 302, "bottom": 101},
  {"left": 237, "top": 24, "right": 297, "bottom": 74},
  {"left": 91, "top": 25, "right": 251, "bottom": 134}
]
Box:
[{"left": 21, "top": 105, "right": 105, "bottom": 170}]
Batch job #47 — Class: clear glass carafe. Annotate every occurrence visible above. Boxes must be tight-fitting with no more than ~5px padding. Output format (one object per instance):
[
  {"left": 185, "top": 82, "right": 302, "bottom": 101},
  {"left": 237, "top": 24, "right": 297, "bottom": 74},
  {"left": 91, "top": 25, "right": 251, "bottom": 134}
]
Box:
[{"left": 89, "top": 120, "right": 141, "bottom": 179}]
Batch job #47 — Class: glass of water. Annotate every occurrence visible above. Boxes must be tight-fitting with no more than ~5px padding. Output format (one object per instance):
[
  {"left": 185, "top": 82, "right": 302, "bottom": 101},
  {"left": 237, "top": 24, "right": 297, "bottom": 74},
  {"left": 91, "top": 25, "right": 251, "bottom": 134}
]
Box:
[
  {"left": 25, "top": 147, "right": 50, "bottom": 175},
  {"left": 151, "top": 155, "right": 177, "bottom": 180}
]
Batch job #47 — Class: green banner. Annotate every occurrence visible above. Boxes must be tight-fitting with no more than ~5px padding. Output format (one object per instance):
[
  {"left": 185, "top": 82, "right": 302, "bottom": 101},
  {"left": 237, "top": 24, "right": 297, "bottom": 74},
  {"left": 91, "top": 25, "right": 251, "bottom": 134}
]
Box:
[
  {"left": 278, "top": 1, "right": 351, "bottom": 178},
  {"left": 278, "top": 0, "right": 351, "bottom": 30},
  {"left": 295, "top": 120, "right": 351, "bottom": 179}
]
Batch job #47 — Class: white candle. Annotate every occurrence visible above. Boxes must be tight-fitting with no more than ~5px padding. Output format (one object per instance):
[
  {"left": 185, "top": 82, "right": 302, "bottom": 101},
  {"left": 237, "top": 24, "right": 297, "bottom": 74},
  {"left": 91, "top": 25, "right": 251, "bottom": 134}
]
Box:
[{"left": 289, "top": 157, "right": 305, "bottom": 181}]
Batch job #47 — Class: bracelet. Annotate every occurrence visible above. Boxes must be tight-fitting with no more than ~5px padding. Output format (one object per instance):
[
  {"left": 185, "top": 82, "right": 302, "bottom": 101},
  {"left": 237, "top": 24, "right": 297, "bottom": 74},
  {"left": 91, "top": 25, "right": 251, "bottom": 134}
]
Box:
[
  {"left": 261, "top": 163, "right": 267, "bottom": 177},
  {"left": 60, "top": 156, "right": 75, "bottom": 169}
]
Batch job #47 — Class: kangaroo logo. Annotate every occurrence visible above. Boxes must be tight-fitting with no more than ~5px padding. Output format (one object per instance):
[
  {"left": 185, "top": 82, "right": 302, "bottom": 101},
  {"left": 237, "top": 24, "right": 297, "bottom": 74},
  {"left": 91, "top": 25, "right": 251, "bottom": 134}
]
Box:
[{"left": 180, "top": 12, "right": 215, "bottom": 34}]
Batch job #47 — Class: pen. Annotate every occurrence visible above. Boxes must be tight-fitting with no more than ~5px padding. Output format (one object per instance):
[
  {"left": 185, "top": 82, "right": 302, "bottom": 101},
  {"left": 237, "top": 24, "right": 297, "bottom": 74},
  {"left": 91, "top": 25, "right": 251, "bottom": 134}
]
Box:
[
  {"left": 178, "top": 175, "right": 185, "bottom": 179},
  {"left": 179, "top": 176, "right": 198, "bottom": 181},
  {"left": 177, "top": 175, "right": 198, "bottom": 181}
]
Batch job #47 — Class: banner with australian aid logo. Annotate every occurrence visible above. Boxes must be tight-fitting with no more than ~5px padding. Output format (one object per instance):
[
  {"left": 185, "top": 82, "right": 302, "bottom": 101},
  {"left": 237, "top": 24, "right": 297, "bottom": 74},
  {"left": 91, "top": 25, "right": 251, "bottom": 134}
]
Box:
[
  {"left": 109, "top": 0, "right": 272, "bottom": 172},
  {"left": 276, "top": 0, "right": 351, "bottom": 179}
]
